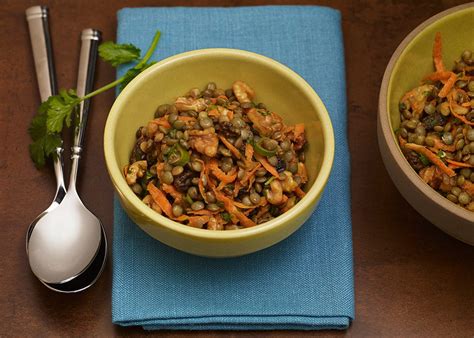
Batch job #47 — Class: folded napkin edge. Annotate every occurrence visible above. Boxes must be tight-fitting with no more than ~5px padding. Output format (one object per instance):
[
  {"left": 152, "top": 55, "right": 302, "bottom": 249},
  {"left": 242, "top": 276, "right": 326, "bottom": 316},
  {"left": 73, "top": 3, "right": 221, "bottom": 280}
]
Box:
[
  {"left": 114, "top": 314, "right": 351, "bottom": 330},
  {"left": 117, "top": 5, "right": 342, "bottom": 20}
]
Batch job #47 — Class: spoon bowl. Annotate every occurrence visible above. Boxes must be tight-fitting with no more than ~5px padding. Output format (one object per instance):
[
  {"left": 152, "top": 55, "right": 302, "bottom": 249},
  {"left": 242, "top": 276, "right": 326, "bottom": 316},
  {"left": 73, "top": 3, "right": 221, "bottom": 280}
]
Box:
[
  {"left": 42, "top": 225, "right": 107, "bottom": 293},
  {"left": 27, "top": 191, "right": 102, "bottom": 284}
]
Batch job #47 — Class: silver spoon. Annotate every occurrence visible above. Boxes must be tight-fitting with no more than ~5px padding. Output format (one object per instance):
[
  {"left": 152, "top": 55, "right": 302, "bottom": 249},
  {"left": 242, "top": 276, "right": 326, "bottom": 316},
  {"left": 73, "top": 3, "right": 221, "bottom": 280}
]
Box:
[
  {"left": 25, "top": 6, "right": 67, "bottom": 243},
  {"left": 27, "top": 25, "right": 106, "bottom": 286},
  {"left": 41, "top": 29, "right": 108, "bottom": 293}
]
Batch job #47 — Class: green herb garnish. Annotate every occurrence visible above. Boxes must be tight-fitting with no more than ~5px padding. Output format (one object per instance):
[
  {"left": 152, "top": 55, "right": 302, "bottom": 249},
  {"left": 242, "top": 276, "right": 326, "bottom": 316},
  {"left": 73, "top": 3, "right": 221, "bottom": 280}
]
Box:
[
  {"left": 221, "top": 212, "right": 231, "bottom": 223},
  {"left": 29, "top": 30, "right": 161, "bottom": 167},
  {"left": 418, "top": 154, "right": 430, "bottom": 166},
  {"left": 98, "top": 41, "right": 141, "bottom": 67}
]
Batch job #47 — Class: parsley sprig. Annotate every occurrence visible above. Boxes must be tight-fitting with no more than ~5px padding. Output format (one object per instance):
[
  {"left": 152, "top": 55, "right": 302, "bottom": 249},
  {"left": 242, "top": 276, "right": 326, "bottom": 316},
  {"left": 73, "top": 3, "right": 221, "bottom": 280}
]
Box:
[{"left": 29, "top": 30, "right": 161, "bottom": 167}]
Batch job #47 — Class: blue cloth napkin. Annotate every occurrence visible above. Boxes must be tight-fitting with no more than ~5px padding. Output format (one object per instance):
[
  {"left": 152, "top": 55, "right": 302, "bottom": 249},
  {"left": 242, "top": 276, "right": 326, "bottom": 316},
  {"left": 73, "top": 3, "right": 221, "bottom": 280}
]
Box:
[{"left": 112, "top": 6, "right": 354, "bottom": 330}]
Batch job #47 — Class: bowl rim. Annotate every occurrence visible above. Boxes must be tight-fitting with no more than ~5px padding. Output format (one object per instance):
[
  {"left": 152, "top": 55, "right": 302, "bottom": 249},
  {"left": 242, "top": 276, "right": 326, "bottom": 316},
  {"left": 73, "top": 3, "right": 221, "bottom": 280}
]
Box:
[
  {"left": 378, "top": 3, "right": 474, "bottom": 222},
  {"left": 104, "top": 48, "right": 336, "bottom": 240}
]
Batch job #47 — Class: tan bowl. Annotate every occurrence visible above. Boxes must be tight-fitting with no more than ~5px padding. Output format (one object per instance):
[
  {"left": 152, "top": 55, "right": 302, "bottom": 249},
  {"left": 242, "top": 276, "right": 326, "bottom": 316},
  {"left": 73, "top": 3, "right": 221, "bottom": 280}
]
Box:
[
  {"left": 378, "top": 3, "right": 474, "bottom": 245},
  {"left": 104, "top": 49, "right": 335, "bottom": 257}
]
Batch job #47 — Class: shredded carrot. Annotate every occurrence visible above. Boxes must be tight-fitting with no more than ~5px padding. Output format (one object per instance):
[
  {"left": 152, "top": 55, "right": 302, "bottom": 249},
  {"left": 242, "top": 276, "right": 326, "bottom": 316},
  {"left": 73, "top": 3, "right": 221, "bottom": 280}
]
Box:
[
  {"left": 446, "top": 159, "right": 474, "bottom": 168},
  {"left": 243, "top": 198, "right": 268, "bottom": 215},
  {"left": 248, "top": 175, "right": 256, "bottom": 190},
  {"left": 213, "top": 189, "right": 256, "bottom": 227},
  {"left": 155, "top": 163, "right": 165, "bottom": 181},
  {"left": 177, "top": 116, "right": 196, "bottom": 122},
  {"left": 187, "top": 209, "right": 217, "bottom": 216},
  {"left": 232, "top": 198, "right": 267, "bottom": 210},
  {"left": 241, "top": 163, "right": 261, "bottom": 186},
  {"left": 423, "top": 71, "right": 452, "bottom": 82},
  {"left": 207, "top": 109, "right": 219, "bottom": 118},
  {"left": 151, "top": 117, "right": 171, "bottom": 129},
  {"left": 294, "top": 123, "right": 305, "bottom": 139},
  {"left": 245, "top": 143, "right": 254, "bottom": 163},
  {"left": 295, "top": 186, "right": 306, "bottom": 198},
  {"left": 156, "top": 162, "right": 164, "bottom": 171},
  {"left": 438, "top": 72, "right": 457, "bottom": 98},
  {"left": 218, "top": 135, "right": 242, "bottom": 159},
  {"left": 233, "top": 181, "right": 241, "bottom": 197},
  {"left": 147, "top": 182, "right": 187, "bottom": 221},
  {"left": 188, "top": 216, "right": 210, "bottom": 228},
  {"left": 448, "top": 92, "right": 474, "bottom": 126},
  {"left": 404, "top": 143, "right": 455, "bottom": 177},
  {"left": 208, "top": 176, "right": 217, "bottom": 190},
  {"left": 432, "top": 137, "right": 455, "bottom": 152},
  {"left": 254, "top": 204, "right": 270, "bottom": 219},
  {"left": 208, "top": 159, "right": 237, "bottom": 186},
  {"left": 433, "top": 32, "right": 445, "bottom": 72},
  {"left": 254, "top": 153, "right": 280, "bottom": 178},
  {"left": 398, "top": 135, "right": 407, "bottom": 148},
  {"left": 161, "top": 183, "right": 184, "bottom": 203}
]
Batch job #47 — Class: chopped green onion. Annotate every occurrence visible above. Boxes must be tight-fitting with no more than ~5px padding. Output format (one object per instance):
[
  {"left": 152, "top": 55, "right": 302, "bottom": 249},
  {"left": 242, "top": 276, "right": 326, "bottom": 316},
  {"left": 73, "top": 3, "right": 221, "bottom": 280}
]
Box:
[
  {"left": 418, "top": 154, "right": 430, "bottom": 166},
  {"left": 167, "top": 143, "right": 190, "bottom": 166},
  {"left": 252, "top": 138, "right": 277, "bottom": 157},
  {"left": 264, "top": 176, "right": 275, "bottom": 186}
]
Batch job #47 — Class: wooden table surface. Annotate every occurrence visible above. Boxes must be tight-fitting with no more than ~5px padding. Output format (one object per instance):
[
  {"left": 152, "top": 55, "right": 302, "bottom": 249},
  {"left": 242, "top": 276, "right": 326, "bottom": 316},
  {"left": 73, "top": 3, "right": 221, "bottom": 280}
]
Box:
[{"left": 1, "top": 0, "right": 473, "bottom": 336}]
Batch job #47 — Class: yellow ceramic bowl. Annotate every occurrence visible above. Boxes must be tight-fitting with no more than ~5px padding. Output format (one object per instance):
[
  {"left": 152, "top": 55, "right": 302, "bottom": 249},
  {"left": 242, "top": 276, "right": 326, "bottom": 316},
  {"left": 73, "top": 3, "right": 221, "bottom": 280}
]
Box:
[
  {"left": 378, "top": 4, "right": 474, "bottom": 245},
  {"left": 104, "top": 49, "right": 335, "bottom": 257}
]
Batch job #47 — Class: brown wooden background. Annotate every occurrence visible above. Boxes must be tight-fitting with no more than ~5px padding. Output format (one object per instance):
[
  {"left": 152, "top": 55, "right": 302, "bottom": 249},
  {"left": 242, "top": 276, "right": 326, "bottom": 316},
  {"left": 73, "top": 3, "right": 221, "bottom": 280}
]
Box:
[{"left": 1, "top": 0, "right": 473, "bottom": 336}]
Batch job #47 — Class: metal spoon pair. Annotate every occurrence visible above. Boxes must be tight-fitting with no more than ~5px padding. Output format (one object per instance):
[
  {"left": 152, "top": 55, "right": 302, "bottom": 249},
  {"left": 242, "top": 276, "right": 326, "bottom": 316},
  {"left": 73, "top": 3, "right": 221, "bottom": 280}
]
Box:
[{"left": 25, "top": 6, "right": 107, "bottom": 293}]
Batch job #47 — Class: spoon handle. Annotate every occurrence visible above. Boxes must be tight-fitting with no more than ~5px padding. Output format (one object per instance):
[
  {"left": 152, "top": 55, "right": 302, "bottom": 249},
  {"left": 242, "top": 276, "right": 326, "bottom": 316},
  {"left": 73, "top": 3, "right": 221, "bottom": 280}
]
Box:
[
  {"left": 68, "top": 29, "right": 101, "bottom": 191},
  {"left": 26, "top": 6, "right": 66, "bottom": 202}
]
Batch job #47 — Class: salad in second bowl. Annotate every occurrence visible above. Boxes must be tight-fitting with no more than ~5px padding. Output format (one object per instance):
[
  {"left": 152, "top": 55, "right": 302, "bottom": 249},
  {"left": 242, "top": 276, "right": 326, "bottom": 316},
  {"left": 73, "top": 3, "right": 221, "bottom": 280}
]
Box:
[{"left": 397, "top": 33, "right": 474, "bottom": 211}]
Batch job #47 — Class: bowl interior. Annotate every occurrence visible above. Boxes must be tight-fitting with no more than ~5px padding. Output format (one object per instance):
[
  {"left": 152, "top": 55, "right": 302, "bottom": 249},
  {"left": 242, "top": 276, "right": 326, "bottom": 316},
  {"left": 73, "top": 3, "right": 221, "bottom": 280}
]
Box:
[
  {"left": 106, "top": 49, "right": 332, "bottom": 234},
  {"left": 388, "top": 7, "right": 474, "bottom": 134}
]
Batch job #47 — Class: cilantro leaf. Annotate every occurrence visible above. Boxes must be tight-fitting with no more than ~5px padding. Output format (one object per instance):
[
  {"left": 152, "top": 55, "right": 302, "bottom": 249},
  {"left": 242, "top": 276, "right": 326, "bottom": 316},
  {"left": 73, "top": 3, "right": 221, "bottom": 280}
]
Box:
[
  {"left": 28, "top": 113, "right": 62, "bottom": 168},
  {"left": 29, "top": 110, "right": 47, "bottom": 141},
  {"left": 45, "top": 89, "right": 80, "bottom": 133},
  {"left": 29, "top": 139, "right": 47, "bottom": 168},
  {"left": 32, "top": 134, "right": 61, "bottom": 168},
  {"left": 99, "top": 41, "right": 141, "bottom": 67}
]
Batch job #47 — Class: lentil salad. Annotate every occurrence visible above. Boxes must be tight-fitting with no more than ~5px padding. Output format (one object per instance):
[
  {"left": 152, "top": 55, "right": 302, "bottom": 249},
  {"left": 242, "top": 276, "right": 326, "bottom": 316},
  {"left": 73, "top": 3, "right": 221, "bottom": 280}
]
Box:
[
  {"left": 397, "top": 33, "right": 474, "bottom": 211},
  {"left": 124, "top": 81, "right": 308, "bottom": 230}
]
